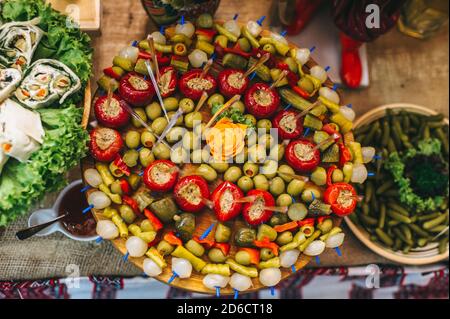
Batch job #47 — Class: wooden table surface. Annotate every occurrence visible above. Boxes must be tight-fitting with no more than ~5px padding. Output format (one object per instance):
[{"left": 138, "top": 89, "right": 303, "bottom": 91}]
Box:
[{"left": 0, "top": 0, "right": 448, "bottom": 280}]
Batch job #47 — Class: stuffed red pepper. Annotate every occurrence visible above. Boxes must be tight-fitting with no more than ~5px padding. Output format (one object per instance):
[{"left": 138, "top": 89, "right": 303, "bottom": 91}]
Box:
[
  {"left": 242, "top": 189, "right": 275, "bottom": 226},
  {"left": 89, "top": 127, "right": 123, "bottom": 162},
  {"left": 118, "top": 72, "right": 155, "bottom": 106},
  {"left": 143, "top": 159, "right": 178, "bottom": 192},
  {"left": 94, "top": 94, "right": 131, "bottom": 128},
  {"left": 272, "top": 110, "right": 303, "bottom": 140},
  {"left": 174, "top": 175, "right": 210, "bottom": 213},
  {"left": 211, "top": 181, "right": 244, "bottom": 222},
  {"left": 245, "top": 83, "right": 280, "bottom": 118},
  {"left": 179, "top": 69, "right": 217, "bottom": 101},
  {"left": 285, "top": 139, "right": 320, "bottom": 173},
  {"left": 323, "top": 182, "right": 358, "bottom": 216},
  {"left": 218, "top": 69, "right": 249, "bottom": 98},
  {"left": 158, "top": 66, "right": 177, "bottom": 98}
]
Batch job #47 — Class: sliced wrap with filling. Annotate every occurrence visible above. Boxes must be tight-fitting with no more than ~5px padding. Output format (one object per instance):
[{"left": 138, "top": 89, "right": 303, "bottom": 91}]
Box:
[
  {"left": 14, "top": 59, "right": 81, "bottom": 109},
  {"left": 0, "top": 68, "right": 22, "bottom": 102}
]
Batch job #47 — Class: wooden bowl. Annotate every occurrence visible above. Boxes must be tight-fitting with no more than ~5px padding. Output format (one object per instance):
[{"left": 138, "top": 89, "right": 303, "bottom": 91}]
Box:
[{"left": 345, "top": 103, "right": 449, "bottom": 265}]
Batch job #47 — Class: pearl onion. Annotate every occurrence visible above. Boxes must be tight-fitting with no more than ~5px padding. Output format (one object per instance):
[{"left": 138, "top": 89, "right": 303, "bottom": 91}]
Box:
[
  {"left": 259, "top": 268, "right": 282, "bottom": 287},
  {"left": 125, "top": 236, "right": 148, "bottom": 257},
  {"left": 351, "top": 163, "right": 368, "bottom": 184},
  {"left": 175, "top": 21, "right": 195, "bottom": 38},
  {"left": 151, "top": 31, "right": 166, "bottom": 45},
  {"left": 279, "top": 249, "right": 300, "bottom": 268},
  {"left": 295, "top": 48, "right": 310, "bottom": 65},
  {"left": 303, "top": 240, "right": 326, "bottom": 256},
  {"left": 362, "top": 147, "right": 376, "bottom": 164},
  {"left": 172, "top": 258, "right": 192, "bottom": 278},
  {"left": 96, "top": 220, "right": 119, "bottom": 240},
  {"left": 119, "top": 46, "right": 139, "bottom": 63},
  {"left": 143, "top": 258, "right": 162, "bottom": 277},
  {"left": 319, "top": 86, "right": 340, "bottom": 104},
  {"left": 83, "top": 168, "right": 102, "bottom": 187},
  {"left": 188, "top": 49, "right": 208, "bottom": 68},
  {"left": 325, "top": 233, "right": 345, "bottom": 248},
  {"left": 230, "top": 273, "right": 253, "bottom": 291},
  {"left": 223, "top": 20, "right": 241, "bottom": 38},
  {"left": 310, "top": 65, "right": 328, "bottom": 83},
  {"left": 247, "top": 20, "right": 262, "bottom": 37},
  {"left": 87, "top": 191, "right": 111, "bottom": 210},
  {"left": 270, "top": 32, "right": 288, "bottom": 45},
  {"left": 340, "top": 105, "right": 356, "bottom": 122},
  {"left": 203, "top": 274, "right": 230, "bottom": 290}
]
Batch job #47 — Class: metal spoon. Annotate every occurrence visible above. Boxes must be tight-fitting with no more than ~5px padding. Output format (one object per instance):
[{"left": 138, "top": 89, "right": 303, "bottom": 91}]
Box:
[{"left": 16, "top": 212, "right": 69, "bottom": 240}]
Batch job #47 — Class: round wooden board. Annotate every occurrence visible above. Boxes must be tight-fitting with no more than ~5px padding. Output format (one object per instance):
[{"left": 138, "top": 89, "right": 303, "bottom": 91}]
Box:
[
  {"left": 345, "top": 103, "right": 449, "bottom": 265},
  {"left": 81, "top": 26, "right": 349, "bottom": 295}
]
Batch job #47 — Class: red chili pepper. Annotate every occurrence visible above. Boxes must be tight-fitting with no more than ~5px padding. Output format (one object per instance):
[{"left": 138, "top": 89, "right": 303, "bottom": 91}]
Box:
[
  {"left": 148, "top": 237, "right": 160, "bottom": 247},
  {"left": 245, "top": 83, "right": 280, "bottom": 119},
  {"left": 144, "top": 208, "right": 163, "bottom": 232},
  {"left": 322, "top": 123, "right": 338, "bottom": 136},
  {"left": 164, "top": 231, "right": 182, "bottom": 246},
  {"left": 158, "top": 66, "right": 178, "bottom": 98},
  {"left": 338, "top": 142, "right": 352, "bottom": 167},
  {"left": 273, "top": 221, "right": 299, "bottom": 233},
  {"left": 242, "top": 189, "right": 275, "bottom": 226},
  {"left": 297, "top": 218, "right": 315, "bottom": 227},
  {"left": 103, "top": 67, "right": 121, "bottom": 80},
  {"left": 119, "top": 179, "right": 131, "bottom": 195},
  {"left": 272, "top": 110, "right": 304, "bottom": 140},
  {"left": 238, "top": 248, "right": 260, "bottom": 265},
  {"left": 213, "top": 243, "right": 231, "bottom": 256},
  {"left": 122, "top": 195, "right": 140, "bottom": 214},
  {"left": 326, "top": 165, "right": 338, "bottom": 187},
  {"left": 292, "top": 86, "right": 311, "bottom": 99},
  {"left": 285, "top": 139, "right": 321, "bottom": 173},
  {"left": 276, "top": 62, "right": 299, "bottom": 87},
  {"left": 179, "top": 69, "right": 217, "bottom": 101},
  {"left": 193, "top": 235, "right": 215, "bottom": 249},
  {"left": 118, "top": 72, "right": 155, "bottom": 106},
  {"left": 211, "top": 181, "right": 244, "bottom": 222},
  {"left": 285, "top": 0, "right": 323, "bottom": 35},
  {"left": 215, "top": 44, "right": 253, "bottom": 59},
  {"left": 138, "top": 51, "right": 170, "bottom": 66},
  {"left": 143, "top": 159, "right": 178, "bottom": 192},
  {"left": 340, "top": 32, "right": 362, "bottom": 89},
  {"left": 218, "top": 69, "right": 249, "bottom": 98},
  {"left": 88, "top": 127, "right": 123, "bottom": 162},
  {"left": 196, "top": 28, "right": 217, "bottom": 42},
  {"left": 138, "top": 51, "right": 152, "bottom": 60},
  {"left": 113, "top": 155, "right": 131, "bottom": 176},
  {"left": 324, "top": 182, "right": 358, "bottom": 217},
  {"left": 253, "top": 237, "right": 279, "bottom": 256}
]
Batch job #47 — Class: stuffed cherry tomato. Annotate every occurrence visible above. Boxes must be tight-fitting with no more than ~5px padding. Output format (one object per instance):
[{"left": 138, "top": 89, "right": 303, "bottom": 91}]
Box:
[
  {"left": 94, "top": 94, "right": 131, "bottom": 128},
  {"left": 242, "top": 189, "right": 275, "bottom": 226},
  {"left": 174, "top": 175, "right": 210, "bottom": 212},
  {"left": 211, "top": 181, "right": 244, "bottom": 222},
  {"left": 285, "top": 139, "right": 320, "bottom": 173},
  {"left": 118, "top": 72, "right": 155, "bottom": 106},
  {"left": 158, "top": 66, "right": 177, "bottom": 98},
  {"left": 143, "top": 159, "right": 178, "bottom": 192},
  {"left": 89, "top": 127, "right": 123, "bottom": 162},
  {"left": 179, "top": 69, "right": 217, "bottom": 101},
  {"left": 272, "top": 110, "right": 303, "bottom": 140},
  {"left": 323, "top": 182, "right": 357, "bottom": 216},
  {"left": 245, "top": 83, "right": 280, "bottom": 119},
  {"left": 218, "top": 69, "right": 249, "bottom": 98}
]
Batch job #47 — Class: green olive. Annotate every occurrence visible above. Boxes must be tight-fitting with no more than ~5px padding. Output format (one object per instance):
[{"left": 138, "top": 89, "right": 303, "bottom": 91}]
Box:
[
  {"left": 196, "top": 164, "right": 217, "bottom": 182},
  {"left": 234, "top": 227, "right": 256, "bottom": 247},
  {"left": 209, "top": 162, "right": 229, "bottom": 173},
  {"left": 235, "top": 250, "right": 251, "bottom": 266},
  {"left": 163, "top": 97, "right": 179, "bottom": 111},
  {"left": 125, "top": 130, "right": 141, "bottom": 149},
  {"left": 167, "top": 111, "right": 184, "bottom": 126},
  {"left": 215, "top": 223, "right": 231, "bottom": 243},
  {"left": 311, "top": 167, "right": 327, "bottom": 186},
  {"left": 276, "top": 194, "right": 293, "bottom": 207},
  {"left": 301, "top": 187, "right": 322, "bottom": 203},
  {"left": 152, "top": 143, "right": 170, "bottom": 160},
  {"left": 278, "top": 164, "right": 295, "bottom": 182},
  {"left": 140, "top": 131, "right": 156, "bottom": 148},
  {"left": 179, "top": 98, "right": 195, "bottom": 113},
  {"left": 287, "top": 179, "right": 305, "bottom": 196},
  {"left": 269, "top": 143, "right": 285, "bottom": 161},
  {"left": 185, "top": 111, "right": 203, "bottom": 128},
  {"left": 185, "top": 239, "right": 205, "bottom": 257},
  {"left": 244, "top": 114, "right": 257, "bottom": 126},
  {"left": 332, "top": 169, "right": 344, "bottom": 183},
  {"left": 139, "top": 147, "right": 155, "bottom": 166},
  {"left": 243, "top": 162, "right": 259, "bottom": 177},
  {"left": 146, "top": 102, "right": 162, "bottom": 120},
  {"left": 128, "top": 173, "right": 141, "bottom": 190},
  {"left": 257, "top": 224, "right": 277, "bottom": 241},
  {"left": 287, "top": 203, "right": 308, "bottom": 221},
  {"left": 196, "top": 13, "right": 213, "bottom": 28},
  {"left": 317, "top": 219, "right": 333, "bottom": 233},
  {"left": 224, "top": 166, "right": 243, "bottom": 183},
  {"left": 298, "top": 76, "right": 314, "bottom": 93},
  {"left": 247, "top": 144, "right": 266, "bottom": 163},
  {"left": 208, "top": 248, "right": 227, "bottom": 263},
  {"left": 131, "top": 108, "right": 147, "bottom": 128},
  {"left": 151, "top": 117, "right": 168, "bottom": 135},
  {"left": 110, "top": 180, "right": 123, "bottom": 195},
  {"left": 174, "top": 213, "right": 196, "bottom": 242},
  {"left": 166, "top": 126, "right": 186, "bottom": 144},
  {"left": 123, "top": 149, "right": 139, "bottom": 167},
  {"left": 170, "top": 146, "right": 189, "bottom": 164},
  {"left": 119, "top": 204, "right": 136, "bottom": 224},
  {"left": 269, "top": 177, "right": 285, "bottom": 196},
  {"left": 276, "top": 231, "right": 293, "bottom": 245},
  {"left": 284, "top": 57, "right": 298, "bottom": 73},
  {"left": 156, "top": 240, "right": 175, "bottom": 256},
  {"left": 269, "top": 213, "right": 289, "bottom": 227},
  {"left": 237, "top": 176, "right": 254, "bottom": 193},
  {"left": 237, "top": 37, "right": 251, "bottom": 52},
  {"left": 256, "top": 119, "right": 272, "bottom": 133},
  {"left": 260, "top": 248, "right": 275, "bottom": 261},
  {"left": 191, "top": 149, "right": 211, "bottom": 163},
  {"left": 231, "top": 101, "right": 245, "bottom": 113},
  {"left": 260, "top": 159, "right": 278, "bottom": 178},
  {"left": 208, "top": 93, "right": 225, "bottom": 108},
  {"left": 109, "top": 162, "right": 124, "bottom": 177},
  {"left": 253, "top": 174, "right": 269, "bottom": 191},
  {"left": 140, "top": 219, "right": 154, "bottom": 232},
  {"left": 182, "top": 131, "right": 200, "bottom": 150}
]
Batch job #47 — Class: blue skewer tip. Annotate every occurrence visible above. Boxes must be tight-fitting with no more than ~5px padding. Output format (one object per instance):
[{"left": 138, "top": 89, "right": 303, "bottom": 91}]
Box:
[
  {"left": 180, "top": 16, "right": 185, "bottom": 25},
  {"left": 281, "top": 30, "right": 287, "bottom": 37},
  {"left": 291, "top": 265, "right": 296, "bottom": 273},
  {"left": 200, "top": 223, "right": 215, "bottom": 240},
  {"left": 233, "top": 14, "right": 239, "bottom": 20},
  {"left": 373, "top": 154, "right": 382, "bottom": 160},
  {"left": 270, "top": 286, "right": 275, "bottom": 296},
  {"left": 95, "top": 236, "right": 103, "bottom": 243},
  {"left": 82, "top": 204, "right": 94, "bottom": 214},
  {"left": 234, "top": 289, "right": 239, "bottom": 299},
  {"left": 347, "top": 103, "right": 353, "bottom": 108},
  {"left": 159, "top": 26, "right": 165, "bottom": 35},
  {"left": 168, "top": 271, "right": 178, "bottom": 284},
  {"left": 215, "top": 286, "right": 220, "bottom": 297},
  {"left": 332, "top": 84, "right": 338, "bottom": 91},
  {"left": 80, "top": 185, "right": 91, "bottom": 193},
  {"left": 315, "top": 256, "right": 320, "bottom": 265},
  {"left": 325, "top": 66, "right": 331, "bottom": 72},
  {"left": 303, "top": 127, "right": 310, "bottom": 137},
  {"left": 211, "top": 53, "right": 217, "bottom": 61},
  {"left": 284, "top": 103, "right": 292, "bottom": 110},
  {"left": 311, "top": 191, "right": 316, "bottom": 201},
  {"left": 123, "top": 252, "right": 129, "bottom": 262},
  {"left": 136, "top": 146, "right": 143, "bottom": 152},
  {"left": 335, "top": 247, "right": 342, "bottom": 256},
  {"left": 257, "top": 16, "right": 266, "bottom": 26},
  {"left": 291, "top": 195, "right": 296, "bottom": 203},
  {"left": 142, "top": 272, "right": 149, "bottom": 278},
  {"left": 309, "top": 46, "right": 316, "bottom": 52},
  {"left": 144, "top": 75, "right": 147, "bottom": 80},
  {"left": 249, "top": 72, "right": 257, "bottom": 80},
  {"left": 138, "top": 171, "right": 144, "bottom": 176},
  {"left": 368, "top": 172, "right": 375, "bottom": 177},
  {"left": 131, "top": 40, "right": 138, "bottom": 47}
]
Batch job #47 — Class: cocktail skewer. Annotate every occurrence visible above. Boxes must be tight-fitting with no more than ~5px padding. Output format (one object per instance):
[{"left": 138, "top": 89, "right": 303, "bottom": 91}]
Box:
[
  {"left": 204, "top": 95, "right": 241, "bottom": 130},
  {"left": 199, "top": 222, "right": 216, "bottom": 240},
  {"left": 269, "top": 70, "right": 289, "bottom": 90},
  {"left": 194, "top": 91, "right": 209, "bottom": 112},
  {"left": 276, "top": 171, "right": 309, "bottom": 182},
  {"left": 293, "top": 101, "right": 320, "bottom": 121},
  {"left": 262, "top": 206, "right": 288, "bottom": 213},
  {"left": 200, "top": 58, "right": 214, "bottom": 79},
  {"left": 243, "top": 53, "right": 270, "bottom": 78},
  {"left": 146, "top": 35, "right": 160, "bottom": 81},
  {"left": 144, "top": 60, "right": 170, "bottom": 122}
]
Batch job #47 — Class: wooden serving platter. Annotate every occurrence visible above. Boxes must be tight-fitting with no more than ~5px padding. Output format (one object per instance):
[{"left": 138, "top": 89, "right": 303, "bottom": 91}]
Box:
[{"left": 81, "top": 28, "right": 345, "bottom": 295}]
